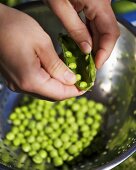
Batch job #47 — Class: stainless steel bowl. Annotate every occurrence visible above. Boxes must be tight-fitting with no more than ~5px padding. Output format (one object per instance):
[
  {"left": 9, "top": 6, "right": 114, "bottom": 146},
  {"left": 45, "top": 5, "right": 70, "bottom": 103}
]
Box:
[{"left": 0, "top": 1, "right": 136, "bottom": 170}]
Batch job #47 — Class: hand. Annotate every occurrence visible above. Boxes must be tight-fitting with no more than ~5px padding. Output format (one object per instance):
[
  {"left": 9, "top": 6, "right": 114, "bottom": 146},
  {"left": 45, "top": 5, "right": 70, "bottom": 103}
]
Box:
[
  {"left": 0, "top": 3, "right": 84, "bottom": 100},
  {"left": 47, "top": 0, "right": 120, "bottom": 69}
]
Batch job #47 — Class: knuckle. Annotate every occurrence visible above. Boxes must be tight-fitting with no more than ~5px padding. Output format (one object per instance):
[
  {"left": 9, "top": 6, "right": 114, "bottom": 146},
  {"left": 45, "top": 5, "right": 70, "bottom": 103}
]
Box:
[
  {"left": 69, "top": 26, "right": 88, "bottom": 40},
  {"left": 49, "top": 59, "right": 64, "bottom": 75},
  {"left": 40, "top": 34, "right": 52, "bottom": 50},
  {"left": 115, "top": 27, "right": 120, "bottom": 39}
]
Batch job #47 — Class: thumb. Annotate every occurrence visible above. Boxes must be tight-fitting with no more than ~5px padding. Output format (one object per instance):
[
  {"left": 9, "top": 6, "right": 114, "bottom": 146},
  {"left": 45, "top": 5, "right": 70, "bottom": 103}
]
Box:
[
  {"left": 37, "top": 37, "right": 76, "bottom": 85},
  {"left": 47, "top": 0, "right": 92, "bottom": 54}
]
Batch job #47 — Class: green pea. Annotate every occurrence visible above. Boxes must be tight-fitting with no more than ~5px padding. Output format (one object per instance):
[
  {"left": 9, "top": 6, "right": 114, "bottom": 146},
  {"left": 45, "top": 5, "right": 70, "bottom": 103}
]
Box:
[
  {"left": 68, "top": 145, "right": 78, "bottom": 155},
  {"left": 68, "top": 63, "right": 77, "bottom": 69},
  {"left": 80, "top": 125, "right": 89, "bottom": 132},
  {"left": 13, "top": 138, "right": 21, "bottom": 146},
  {"left": 31, "top": 129, "right": 38, "bottom": 136},
  {"left": 34, "top": 113, "right": 42, "bottom": 120},
  {"left": 82, "top": 131, "right": 90, "bottom": 138},
  {"left": 81, "top": 106, "right": 88, "bottom": 113},
  {"left": 16, "top": 133, "right": 24, "bottom": 140},
  {"left": 58, "top": 108, "right": 65, "bottom": 116},
  {"left": 22, "top": 119, "right": 29, "bottom": 126},
  {"left": 76, "top": 141, "right": 83, "bottom": 150},
  {"left": 24, "top": 130, "right": 31, "bottom": 137},
  {"left": 31, "top": 143, "right": 40, "bottom": 151},
  {"left": 76, "top": 111, "right": 84, "bottom": 118},
  {"left": 9, "top": 113, "right": 17, "bottom": 120},
  {"left": 59, "top": 100, "right": 67, "bottom": 106},
  {"left": 76, "top": 74, "right": 81, "bottom": 81},
  {"left": 94, "top": 114, "right": 102, "bottom": 121},
  {"left": 32, "top": 155, "right": 43, "bottom": 164},
  {"left": 22, "top": 143, "right": 31, "bottom": 152},
  {"left": 27, "top": 136, "right": 35, "bottom": 143},
  {"left": 77, "top": 118, "right": 84, "bottom": 126},
  {"left": 64, "top": 128, "right": 73, "bottom": 136},
  {"left": 41, "top": 118, "right": 48, "bottom": 125},
  {"left": 19, "top": 125, "right": 25, "bottom": 132},
  {"left": 66, "top": 116, "right": 75, "bottom": 124},
  {"left": 57, "top": 117, "right": 65, "bottom": 125},
  {"left": 45, "top": 126, "right": 53, "bottom": 134},
  {"left": 84, "top": 141, "right": 91, "bottom": 148},
  {"left": 65, "top": 110, "right": 73, "bottom": 117},
  {"left": 88, "top": 109, "right": 97, "bottom": 116},
  {"left": 85, "top": 54, "right": 89, "bottom": 61},
  {"left": 25, "top": 112, "right": 32, "bottom": 119},
  {"left": 91, "top": 130, "right": 97, "bottom": 136},
  {"left": 13, "top": 119, "right": 21, "bottom": 126},
  {"left": 21, "top": 138, "right": 26, "bottom": 144},
  {"left": 55, "top": 129, "right": 62, "bottom": 136},
  {"left": 86, "top": 117, "right": 93, "bottom": 125},
  {"left": 28, "top": 120, "right": 36, "bottom": 130},
  {"left": 49, "top": 110, "right": 56, "bottom": 116},
  {"left": 53, "top": 157, "right": 63, "bottom": 167},
  {"left": 65, "top": 51, "right": 72, "bottom": 58},
  {"left": 78, "top": 97, "right": 87, "bottom": 104},
  {"left": 54, "top": 139, "right": 63, "bottom": 148},
  {"left": 72, "top": 124, "right": 78, "bottom": 131},
  {"left": 67, "top": 156, "right": 74, "bottom": 161},
  {"left": 37, "top": 136, "right": 43, "bottom": 143},
  {"left": 51, "top": 122, "right": 59, "bottom": 130},
  {"left": 15, "top": 108, "right": 21, "bottom": 114},
  {"left": 41, "top": 141, "right": 48, "bottom": 149},
  {"left": 63, "top": 142, "right": 71, "bottom": 149},
  {"left": 70, "top": 134, "right": 79, "bottom": 143},
  {"left": 21, "top": 106, "right": 28, "bottom": 112},
  {"left": 11, "top": 127, "right": 19, "bottom": 134},
  {"left": 46, "top": 145, "right": 54, "bottom": 152},
  {"left": 6, "top": 132, "right": 15, "bottom": 141},
  {"left": 39, "top": 150, "right": 47, "bottom": 159},
  {"left": 95, "top": 103, "right": 104, "bottom": 111},
  {"left": 72, "top": 103, "right": 80, "bottom": 112},
  {"left": 37, "top": 100, "right": 45, "bottom": 106},
  {"left": 29, "top": 150, "right": 37, "bottom": 157},
  {"left": 50, "top": 149, "right": 58, "bottom": 158},
  {"left": 88, "top": 100, "right": 95, "bottom": 108},
  {"left": 79, "top": 81, "right": 88, "bottom": 89},
  {"left": 92, "top": 122, "right": 100, "bottom": 129},
  {"left": 60, "top": 133, "right": 70, "bottom": 142}
]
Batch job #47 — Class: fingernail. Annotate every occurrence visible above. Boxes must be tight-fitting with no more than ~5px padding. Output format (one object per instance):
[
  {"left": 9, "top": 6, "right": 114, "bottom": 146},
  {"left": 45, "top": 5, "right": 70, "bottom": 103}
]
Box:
[
  {"left": 80, "top": 42, "right": 92, "bottom": 54},
  {"left": 64, "top": 70, "right": 76, "bottom": 84}
]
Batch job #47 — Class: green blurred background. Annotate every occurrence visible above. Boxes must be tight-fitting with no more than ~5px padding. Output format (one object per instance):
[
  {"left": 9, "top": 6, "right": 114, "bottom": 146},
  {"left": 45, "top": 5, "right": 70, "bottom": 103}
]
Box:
[{"left": 0, "top": 0, "right": 136, "bottom": 169}]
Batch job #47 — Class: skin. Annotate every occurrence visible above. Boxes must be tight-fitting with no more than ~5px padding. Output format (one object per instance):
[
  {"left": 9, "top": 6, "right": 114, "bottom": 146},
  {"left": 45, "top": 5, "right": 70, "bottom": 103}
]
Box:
[{"left": 0, "top": 1, "right": 119, "bottom": 100}]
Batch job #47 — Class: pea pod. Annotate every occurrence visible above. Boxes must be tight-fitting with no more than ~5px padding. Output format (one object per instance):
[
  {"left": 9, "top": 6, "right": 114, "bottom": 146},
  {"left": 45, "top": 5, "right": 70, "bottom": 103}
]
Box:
[{"left": 59, "top": 34, "right": 96, "bottom": 90}]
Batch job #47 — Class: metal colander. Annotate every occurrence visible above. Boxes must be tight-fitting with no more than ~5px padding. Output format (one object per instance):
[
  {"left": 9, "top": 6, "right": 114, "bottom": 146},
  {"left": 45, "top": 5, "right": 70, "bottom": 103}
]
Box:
[{"left": 0, "top": 1, "right": 136, "bottom": 170}]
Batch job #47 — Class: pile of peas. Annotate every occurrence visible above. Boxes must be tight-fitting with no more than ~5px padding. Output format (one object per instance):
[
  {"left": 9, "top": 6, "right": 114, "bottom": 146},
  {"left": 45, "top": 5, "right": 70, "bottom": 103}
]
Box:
[{"left": 5, "top": 96, "right": 105, "bottom": 167}]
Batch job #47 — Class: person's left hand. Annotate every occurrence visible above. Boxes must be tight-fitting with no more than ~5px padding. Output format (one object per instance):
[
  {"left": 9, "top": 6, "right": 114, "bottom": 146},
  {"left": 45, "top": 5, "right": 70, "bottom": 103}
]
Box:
[{"left": 46, "top": 0, "right": 120, "bottom": 69}]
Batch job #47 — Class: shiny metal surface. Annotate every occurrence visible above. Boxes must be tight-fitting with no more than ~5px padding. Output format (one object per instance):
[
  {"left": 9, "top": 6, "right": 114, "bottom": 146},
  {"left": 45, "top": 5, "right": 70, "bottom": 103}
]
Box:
[{"left": 0, "top": 1, "right": 136, "bottom": 170}]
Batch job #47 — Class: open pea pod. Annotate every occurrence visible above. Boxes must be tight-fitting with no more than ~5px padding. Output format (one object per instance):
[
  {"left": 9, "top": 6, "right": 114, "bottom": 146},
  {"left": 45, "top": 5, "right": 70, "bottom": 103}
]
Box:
[{"left": 59, "top": 34, "right": 96, "bottom": 91}]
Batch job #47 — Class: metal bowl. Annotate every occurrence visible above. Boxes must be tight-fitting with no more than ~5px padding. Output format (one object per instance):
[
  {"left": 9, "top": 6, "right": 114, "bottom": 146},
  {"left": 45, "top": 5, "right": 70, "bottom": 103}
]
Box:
[{"left": 0, "top": 1, "right": 136, "bottom": 170}]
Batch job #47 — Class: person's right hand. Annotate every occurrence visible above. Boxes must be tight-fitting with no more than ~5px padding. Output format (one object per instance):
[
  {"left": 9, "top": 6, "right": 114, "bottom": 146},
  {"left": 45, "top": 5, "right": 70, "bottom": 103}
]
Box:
[{"left": 0, "top": 3, "right": 84, "bottom": 100}]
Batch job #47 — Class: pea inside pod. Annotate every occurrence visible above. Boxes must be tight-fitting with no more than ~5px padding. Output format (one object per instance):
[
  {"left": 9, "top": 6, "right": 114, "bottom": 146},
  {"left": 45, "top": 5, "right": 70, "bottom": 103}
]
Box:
[{"left": 59, "top": 34, "right": 96, "bottom": 90}]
